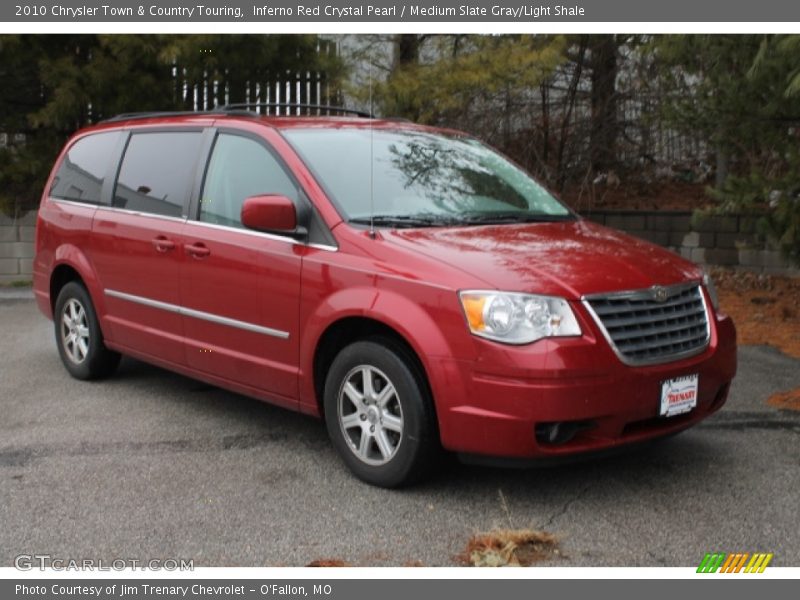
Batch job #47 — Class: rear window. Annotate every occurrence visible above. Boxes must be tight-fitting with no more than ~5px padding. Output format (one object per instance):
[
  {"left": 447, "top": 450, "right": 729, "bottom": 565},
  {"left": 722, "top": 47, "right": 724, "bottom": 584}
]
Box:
[
  {"left": 50, "top": 131, "right": 123, "bottom": 204},
  {"left": 113, "top": 131, "right": 203, "bottom": 218}
]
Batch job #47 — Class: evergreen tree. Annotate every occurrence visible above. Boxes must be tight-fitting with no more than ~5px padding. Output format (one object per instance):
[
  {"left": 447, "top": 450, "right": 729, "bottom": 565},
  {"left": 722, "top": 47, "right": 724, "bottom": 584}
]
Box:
[
  {"left": 0, "top": 34, "right": 344, "bottom": 216},
  {"left": 655, "top": 35, "right": 800, "bottom": 262}
]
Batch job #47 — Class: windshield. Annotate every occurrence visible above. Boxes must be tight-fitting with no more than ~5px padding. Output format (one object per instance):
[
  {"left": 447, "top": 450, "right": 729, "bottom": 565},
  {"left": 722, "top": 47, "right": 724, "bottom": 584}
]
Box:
[{"left": 283, "top": 128, "right": 573, "bottom": 226}]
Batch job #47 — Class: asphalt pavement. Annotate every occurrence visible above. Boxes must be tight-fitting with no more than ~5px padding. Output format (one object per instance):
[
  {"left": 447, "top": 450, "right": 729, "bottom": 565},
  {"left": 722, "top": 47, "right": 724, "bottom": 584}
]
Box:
[{"left": 1, "top": 291, "right": 799, "bottom": 567}]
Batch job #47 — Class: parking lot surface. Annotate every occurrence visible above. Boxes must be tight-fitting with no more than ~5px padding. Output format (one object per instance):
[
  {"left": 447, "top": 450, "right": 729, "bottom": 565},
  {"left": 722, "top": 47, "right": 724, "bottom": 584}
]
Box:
[{"left": 2, "top": 293, "right": 799, "bottom": 567}]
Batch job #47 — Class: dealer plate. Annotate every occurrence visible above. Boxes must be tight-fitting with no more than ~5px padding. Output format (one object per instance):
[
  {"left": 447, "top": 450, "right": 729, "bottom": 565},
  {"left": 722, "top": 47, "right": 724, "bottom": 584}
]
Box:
[{"left": 660, "top": 373, "right": 699, "bottom": 417}]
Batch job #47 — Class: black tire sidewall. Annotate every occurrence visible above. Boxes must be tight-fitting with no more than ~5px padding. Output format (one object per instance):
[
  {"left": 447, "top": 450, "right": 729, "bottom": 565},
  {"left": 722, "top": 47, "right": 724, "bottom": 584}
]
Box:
[{"left": 324, "top": 340, "right": 435, "bottom": 487}]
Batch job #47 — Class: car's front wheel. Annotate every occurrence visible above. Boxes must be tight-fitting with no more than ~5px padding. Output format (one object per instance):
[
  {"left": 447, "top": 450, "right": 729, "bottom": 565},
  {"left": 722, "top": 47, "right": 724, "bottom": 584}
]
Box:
[
  {"left": 54, "top": 281, "right": 121, "bottom": 380},
  {"left": 324, "top": 339, "right": 438, "bottom": 487}
]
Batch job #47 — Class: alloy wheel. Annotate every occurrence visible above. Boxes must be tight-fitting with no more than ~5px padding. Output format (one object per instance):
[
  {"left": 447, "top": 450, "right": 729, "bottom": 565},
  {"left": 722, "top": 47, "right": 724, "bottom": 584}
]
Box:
[
  {"left": 337, "top": 365, "right": 404, "bottom": 466},
  {"left": 61, "top": 298, "right": 90, "bottom": 364}
]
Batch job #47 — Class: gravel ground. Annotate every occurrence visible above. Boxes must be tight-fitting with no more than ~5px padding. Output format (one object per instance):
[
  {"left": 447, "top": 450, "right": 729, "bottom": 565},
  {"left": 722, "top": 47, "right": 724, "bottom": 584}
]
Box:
[{"left": 1, "top": 292, "right": 799, "bottom": 567}]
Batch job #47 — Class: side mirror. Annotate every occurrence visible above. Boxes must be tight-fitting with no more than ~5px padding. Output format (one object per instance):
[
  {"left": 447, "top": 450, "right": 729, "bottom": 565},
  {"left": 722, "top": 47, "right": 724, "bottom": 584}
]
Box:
[{"left": 241, "top": 194, "right": 298, "bottom": 234}]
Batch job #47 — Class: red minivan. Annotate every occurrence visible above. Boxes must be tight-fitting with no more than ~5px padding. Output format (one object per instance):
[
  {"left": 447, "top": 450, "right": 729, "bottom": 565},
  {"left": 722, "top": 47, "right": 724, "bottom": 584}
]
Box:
[{"left": 33, "top": 107, "right": 737, "bottom": 487}]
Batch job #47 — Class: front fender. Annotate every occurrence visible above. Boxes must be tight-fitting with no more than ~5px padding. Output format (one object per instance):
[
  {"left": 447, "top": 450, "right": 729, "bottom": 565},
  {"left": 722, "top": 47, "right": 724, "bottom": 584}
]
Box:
[{"left": 298, "top": 285, "right": 466, "bottom": 414}]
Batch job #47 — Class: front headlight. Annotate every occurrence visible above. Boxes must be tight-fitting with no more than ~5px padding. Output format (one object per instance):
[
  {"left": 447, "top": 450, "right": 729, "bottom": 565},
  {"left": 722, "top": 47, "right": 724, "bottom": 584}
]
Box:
[
  {"left": 459, "top": 290, "right": 582, "bottom": 345},
  {"left": 702, "top": 271, "right": 720, "bottom": 311}
]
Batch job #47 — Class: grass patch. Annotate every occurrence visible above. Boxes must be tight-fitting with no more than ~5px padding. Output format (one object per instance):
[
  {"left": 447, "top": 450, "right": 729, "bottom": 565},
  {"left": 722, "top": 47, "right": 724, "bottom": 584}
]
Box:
[
  {"left": 461, "top": 528, "right": 561, "bottom": 567},
  {"left": 0, "top": 280, "right": 32, "bottom": 288},
  {"left": 306, "top": 559, "right": 350, "bottom": 567}
]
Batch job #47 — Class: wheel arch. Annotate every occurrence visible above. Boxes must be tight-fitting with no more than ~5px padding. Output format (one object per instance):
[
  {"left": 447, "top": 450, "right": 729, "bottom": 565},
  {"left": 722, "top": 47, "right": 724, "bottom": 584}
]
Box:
[
  {"left": 50, "top": 264, "right": 85, "bottom": 313},
  {"left": 311, "top": 316, "right": 437, "bottom": 423},
  {"left": 49, "top": 245, "right": 108, "bottom": 337}
]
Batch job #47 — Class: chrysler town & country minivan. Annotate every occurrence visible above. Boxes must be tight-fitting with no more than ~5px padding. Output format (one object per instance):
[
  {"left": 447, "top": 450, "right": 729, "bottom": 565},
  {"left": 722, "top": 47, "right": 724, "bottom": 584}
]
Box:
[{"left": 33, "top": 107, "right": 737, "bottom": 487}]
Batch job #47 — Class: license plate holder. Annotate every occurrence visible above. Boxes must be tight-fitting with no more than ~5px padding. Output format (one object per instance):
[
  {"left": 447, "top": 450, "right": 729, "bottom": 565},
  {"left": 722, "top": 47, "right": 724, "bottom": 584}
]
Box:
[{"left": 660, "top": 373, "right": 699, "bottom": 417}]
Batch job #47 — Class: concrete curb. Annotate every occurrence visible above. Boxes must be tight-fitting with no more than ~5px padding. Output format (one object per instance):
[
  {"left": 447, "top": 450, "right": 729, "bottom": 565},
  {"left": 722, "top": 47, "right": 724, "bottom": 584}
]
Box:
[{"left": 0, "top": 287, "right": 34, "bottom": 300}]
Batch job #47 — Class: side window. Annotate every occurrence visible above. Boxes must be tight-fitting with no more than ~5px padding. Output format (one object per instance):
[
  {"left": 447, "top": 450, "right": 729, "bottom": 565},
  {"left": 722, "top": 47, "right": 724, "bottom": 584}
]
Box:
[
  {"left": 50, "top": 131, "right": 123, "bottom": 204},
  {"left": 200, "top": 133, "right": 297, "bottom": 228},
  {"left": 113, "top": 131, "right": 202, "bottom": 217}
]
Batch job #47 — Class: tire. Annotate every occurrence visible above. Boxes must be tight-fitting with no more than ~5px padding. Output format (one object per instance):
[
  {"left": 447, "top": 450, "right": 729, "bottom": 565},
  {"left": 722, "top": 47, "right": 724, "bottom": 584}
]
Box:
[
  {"left": 323, "top": 339, "right": 439, "bottom": 487},
  {"left": 54, "top": 281, "right": 121, "bottom": 380}
]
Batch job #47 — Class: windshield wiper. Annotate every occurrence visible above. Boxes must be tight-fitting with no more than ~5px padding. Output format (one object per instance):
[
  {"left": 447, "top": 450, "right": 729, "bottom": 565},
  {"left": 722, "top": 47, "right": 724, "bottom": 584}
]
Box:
[
  {"left": 348, "top": 215, "right": 458, "bottom": 228},
  {"left": 455, "top": 212, "right": 575, "bottom": 225},
  {"left": 349, "top": 212, "right": 574, "bottom": 229}
]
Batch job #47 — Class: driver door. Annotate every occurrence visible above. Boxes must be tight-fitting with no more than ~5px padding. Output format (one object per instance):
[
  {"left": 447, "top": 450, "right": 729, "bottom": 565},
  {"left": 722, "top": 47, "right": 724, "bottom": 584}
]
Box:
[{"left": 180, "top": 130, "right": 302, "bottom": 406}]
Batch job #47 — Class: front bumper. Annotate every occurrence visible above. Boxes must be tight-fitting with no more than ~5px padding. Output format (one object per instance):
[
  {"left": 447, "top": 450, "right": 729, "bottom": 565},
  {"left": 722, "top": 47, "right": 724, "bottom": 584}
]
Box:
[{"left": 431, "top": 312, "right": 737, "bottom": 459}]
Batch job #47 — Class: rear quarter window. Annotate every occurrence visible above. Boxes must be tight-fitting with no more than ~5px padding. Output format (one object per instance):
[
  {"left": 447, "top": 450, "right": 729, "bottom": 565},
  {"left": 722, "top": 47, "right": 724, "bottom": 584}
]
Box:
[{"left": 50, "top": 131, "right": 123, "bottom": 204}]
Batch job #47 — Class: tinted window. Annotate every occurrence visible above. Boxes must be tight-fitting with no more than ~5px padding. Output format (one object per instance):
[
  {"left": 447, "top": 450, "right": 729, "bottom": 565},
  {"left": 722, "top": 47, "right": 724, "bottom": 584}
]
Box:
[
  {"left": 50, "top": 131, "right": 123, "bottom": 204},
  {"left": 113, "top": 132, "right": 202, "bottom": 217},
  {"left": 200, "top": 133, "right": 297, "bottom": 228}
]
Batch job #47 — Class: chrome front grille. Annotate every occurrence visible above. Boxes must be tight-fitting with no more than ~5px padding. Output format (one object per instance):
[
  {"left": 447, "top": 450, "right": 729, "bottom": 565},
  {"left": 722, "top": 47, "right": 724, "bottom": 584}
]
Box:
[{"left": 583, "top": 283, "right": 710, "bottom": 366}]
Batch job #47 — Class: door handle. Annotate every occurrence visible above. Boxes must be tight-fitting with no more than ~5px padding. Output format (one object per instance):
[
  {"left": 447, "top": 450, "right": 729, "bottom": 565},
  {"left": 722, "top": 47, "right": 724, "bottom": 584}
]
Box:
[
  {"left": 151, "top": 236, "right": 175, "bottom": 253},
  {"left": 184, "top": 243, "right": 211, "bottom": 259}
]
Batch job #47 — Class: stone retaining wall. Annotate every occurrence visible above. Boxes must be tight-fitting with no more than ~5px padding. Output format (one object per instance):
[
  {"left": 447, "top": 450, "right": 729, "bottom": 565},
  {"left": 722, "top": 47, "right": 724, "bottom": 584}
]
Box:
[
  {"left": 0, "top": 213, "right": 35, "bottom": 284},
  {"left": 582, "top": 210, "right": 799, "bottom": 276}
]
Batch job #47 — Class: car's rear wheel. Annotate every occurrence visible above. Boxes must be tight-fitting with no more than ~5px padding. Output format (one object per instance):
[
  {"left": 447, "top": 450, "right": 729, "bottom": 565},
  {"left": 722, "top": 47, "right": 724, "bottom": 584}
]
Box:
[
  {"left": 54, "top": 281, "right": 120, "bottom": 380},
  {"left": 324, "top": 339, "right": 438, "bottom": 487}
]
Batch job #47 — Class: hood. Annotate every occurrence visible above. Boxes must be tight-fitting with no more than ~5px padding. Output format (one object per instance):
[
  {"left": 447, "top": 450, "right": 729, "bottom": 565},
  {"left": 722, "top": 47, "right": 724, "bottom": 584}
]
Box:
[{"left": 381, "top": 219, "right": 702, "bottom": 299}]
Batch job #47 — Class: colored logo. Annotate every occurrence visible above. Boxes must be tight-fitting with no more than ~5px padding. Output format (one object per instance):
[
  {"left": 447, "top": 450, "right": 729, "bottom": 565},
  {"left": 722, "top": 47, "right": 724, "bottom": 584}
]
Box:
[{"left": 697, "top": 552, "right": 773, "bottom": 573}]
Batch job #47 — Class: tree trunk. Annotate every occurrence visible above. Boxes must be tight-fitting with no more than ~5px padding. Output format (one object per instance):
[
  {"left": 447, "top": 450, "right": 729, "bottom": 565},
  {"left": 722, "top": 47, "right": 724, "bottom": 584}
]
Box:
[
  {"left": 540, "top": 81, "right": 549, "bottom": 167},
  {"left": 556, "top": 38, "right": 588, "bottom": 191},
  {"left": 589, "top": 35, "right": 618, "bottom": 175},
  {"left": 390, "top": 34, "right": 423, "bottom": 119},
  {"left": 394, "top": 34, "right": 421, "bottom": 67},
  {"left": 715, "top": 143, "right": 728, "bottom": 189}
]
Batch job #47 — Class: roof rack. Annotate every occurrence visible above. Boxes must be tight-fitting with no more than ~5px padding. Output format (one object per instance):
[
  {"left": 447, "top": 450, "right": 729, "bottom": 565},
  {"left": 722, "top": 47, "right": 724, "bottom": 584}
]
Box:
[
  {"left": 216, "top": 103, "right": 373, "bottom": 118},
  {"left": 100, "top": 103, "right": 374, "bottom": 124},
  {"left": 100, "top": 111, "right": 217, "bottom": 123}
]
